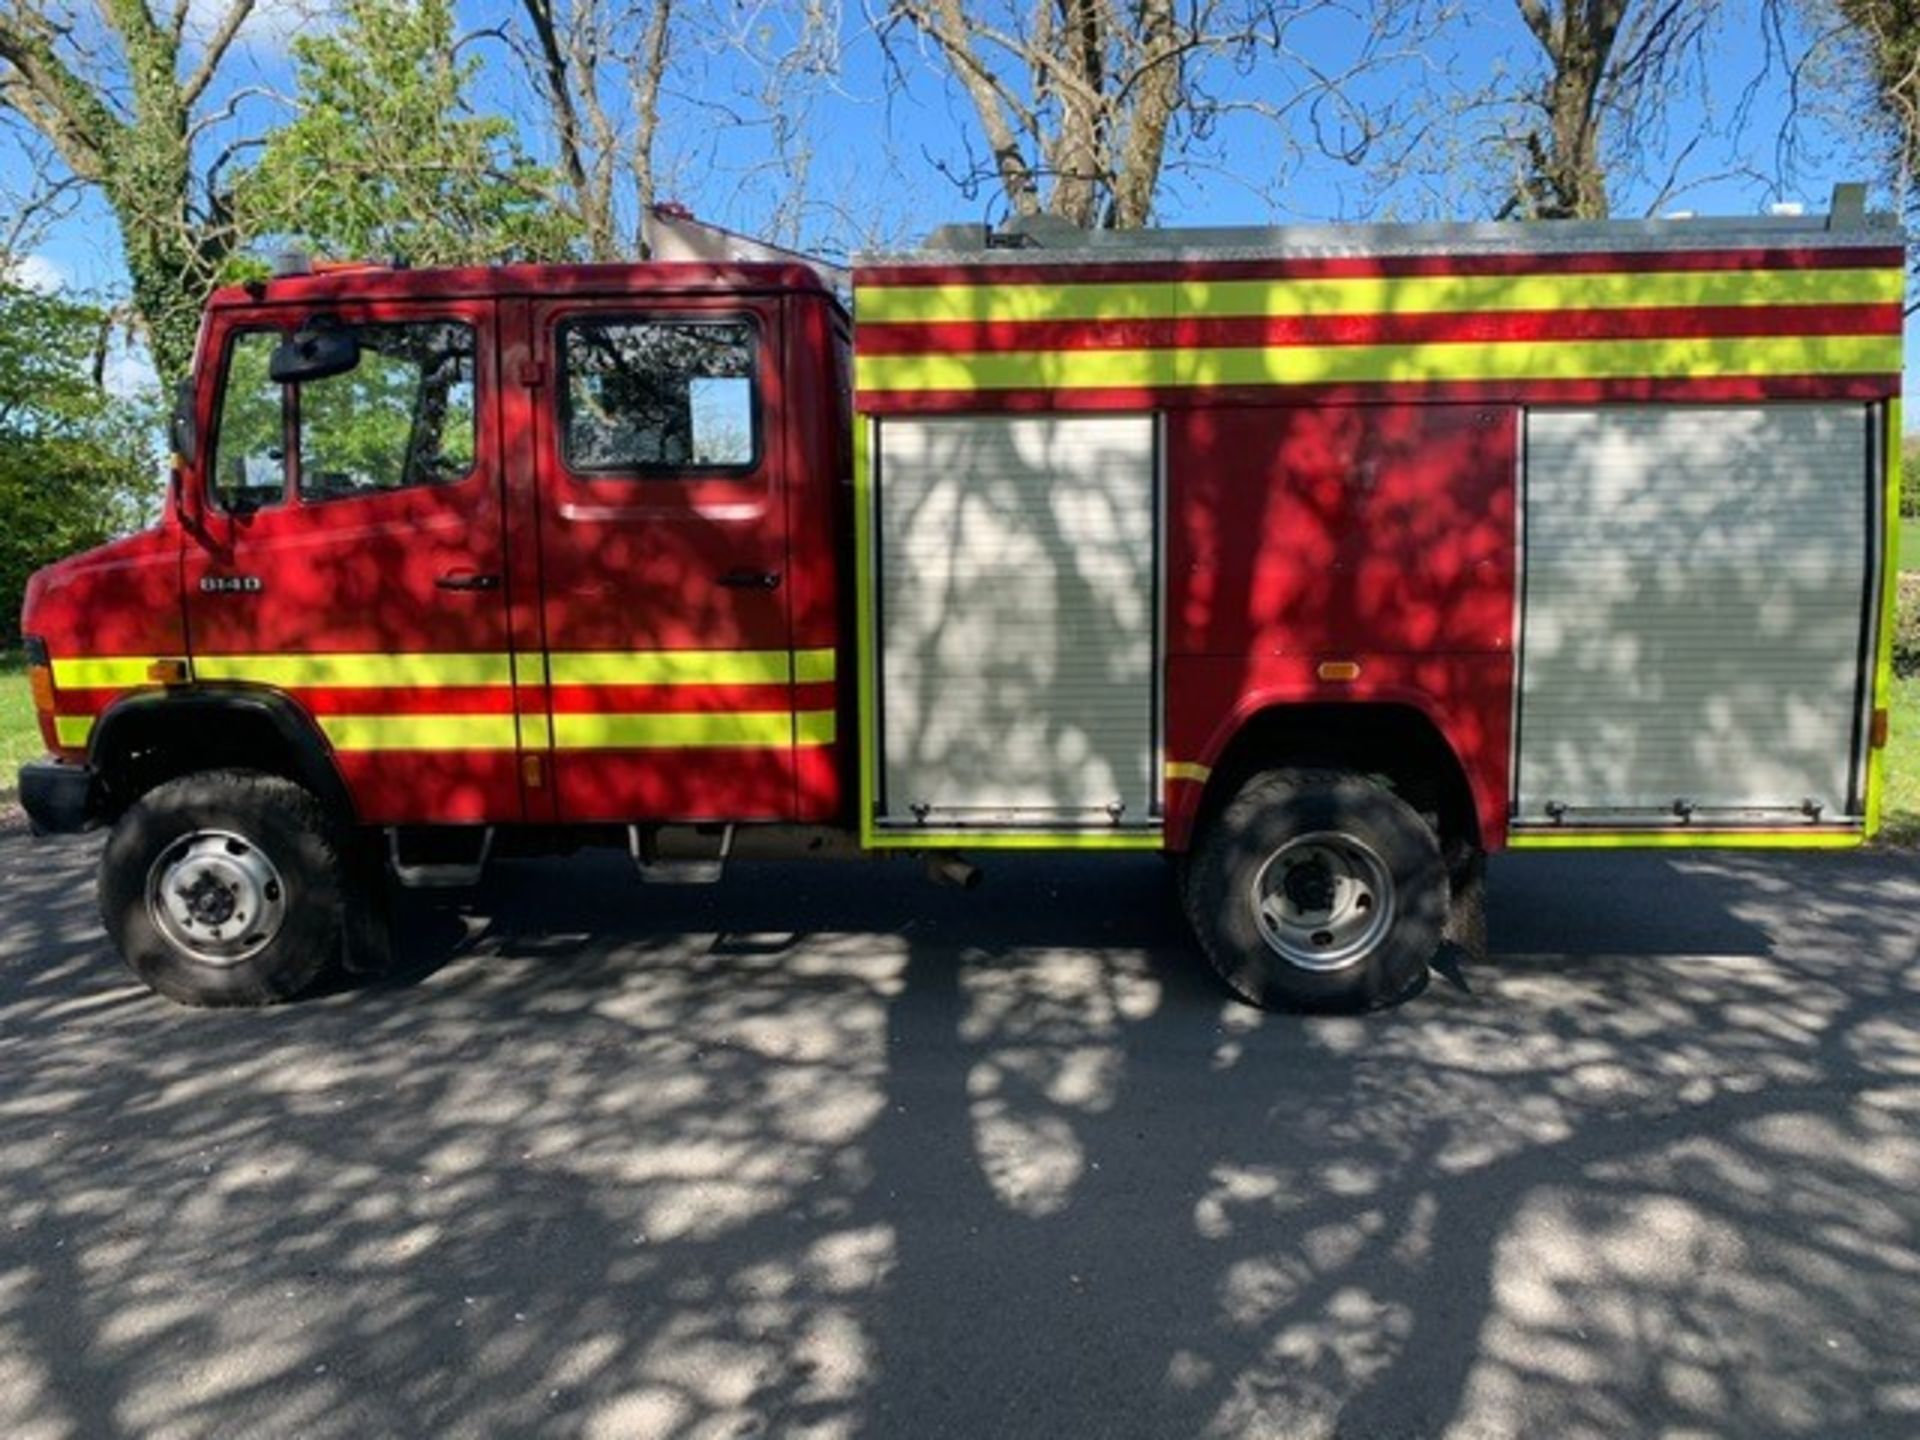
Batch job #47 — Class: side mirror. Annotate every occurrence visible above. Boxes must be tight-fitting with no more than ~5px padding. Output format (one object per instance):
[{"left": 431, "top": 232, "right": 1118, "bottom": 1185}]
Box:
[
  {"left": 168, "top": 377, "right": 198, "bottom": 466},
  {"left": 270, "top": 320, "right": 359, "bottom": 383}
]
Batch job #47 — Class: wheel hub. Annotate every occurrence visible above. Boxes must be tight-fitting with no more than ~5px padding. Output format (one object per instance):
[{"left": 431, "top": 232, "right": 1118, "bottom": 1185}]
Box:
[
  {"left": 1250, "top": 832, "right": 1396, "bottom": 974},
  {"left": 146, "top": 830, "right": 288, "bottom": 966},
  {"left": 1281, "top": 856, "right": 1337, "bottom": 913},
  {"left": 179, "top": 871, "right": 240, "bottom": 926}
]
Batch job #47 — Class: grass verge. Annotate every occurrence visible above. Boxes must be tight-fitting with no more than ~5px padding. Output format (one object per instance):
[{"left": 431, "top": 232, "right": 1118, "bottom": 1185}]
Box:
[
  {"left": 0, "top": 654, "right": 40, "bottom": 804},
  {"left": 1882, "top": 673, "right": 1920, "bottom": 847}
]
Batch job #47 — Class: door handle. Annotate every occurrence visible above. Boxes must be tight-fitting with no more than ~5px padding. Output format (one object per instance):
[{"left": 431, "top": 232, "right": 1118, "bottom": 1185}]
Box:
[
  {"left": 436, "top": 570, "right": 501, "bottom": 592},
  {"left": 717, "top": 568, "right": 781, "bottom": 590}
]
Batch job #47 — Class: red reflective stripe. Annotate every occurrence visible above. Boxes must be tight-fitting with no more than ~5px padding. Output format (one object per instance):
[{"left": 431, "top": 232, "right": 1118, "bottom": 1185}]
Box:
[
  {"left": 855, "top": 246, "right": 1907, "bottom": 287},
  {"left": 51, "top": 691, "right": 125, "bottom": 718},
  {"left": 547, "top": 681, "right": 834, "bottom": 714},
  {"left": 857, "top": 372, "right": 1900, "bottom": 413},
  {"left": 285, "top": 685, "right": 517, "bottom": 715},
  {"left": 855, "top": 303, "right": 1902, "bottom": 356}
]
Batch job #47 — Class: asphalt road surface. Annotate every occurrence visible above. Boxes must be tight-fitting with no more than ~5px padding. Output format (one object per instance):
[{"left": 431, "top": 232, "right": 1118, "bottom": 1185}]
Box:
[{"left": 2, "top": 820, "right": 1917, "bottom": 1440}]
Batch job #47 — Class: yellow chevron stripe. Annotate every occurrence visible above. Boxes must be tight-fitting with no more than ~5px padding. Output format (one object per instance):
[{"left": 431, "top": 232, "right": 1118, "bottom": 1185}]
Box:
[
  {"left": 53, "top": 714, "right": 94, "bottom": 747},
  {"left": 552, "top": 710, "right": 836, "bottom": 749},
  {"left": 195, "top": 653, "right": 515, "bottom": 687},
  {"left": 319, "top": 714, "right": 520, "bottom": 752},
  {"left": 50, "top": 657, "right": 177, "bottom": 689},
  {"left": 856, "top": 266, "right": 1904, "bottom": 325},
  {"left": 856, "top": 334, "right": 1901, "bottom": 394}
]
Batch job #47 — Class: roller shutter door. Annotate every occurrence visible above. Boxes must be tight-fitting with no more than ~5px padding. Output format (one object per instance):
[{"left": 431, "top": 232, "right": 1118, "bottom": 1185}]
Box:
[
  {"left": 1516, "top": 404, "right": 1872, "bottom": 823},
  {"left": 875, "top": 415, "right": 1158, "bottom": 828}
]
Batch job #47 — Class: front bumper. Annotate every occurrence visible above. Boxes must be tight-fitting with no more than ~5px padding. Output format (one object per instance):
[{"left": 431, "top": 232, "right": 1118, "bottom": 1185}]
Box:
[{"left": 17, "top": 759, "right": 99, "bottom": 835}]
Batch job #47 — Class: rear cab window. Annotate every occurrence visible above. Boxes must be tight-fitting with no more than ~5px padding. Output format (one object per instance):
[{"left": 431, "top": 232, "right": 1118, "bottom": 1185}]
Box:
[{"left": 560, "top": 318, "right": 759, "bottom": 476}]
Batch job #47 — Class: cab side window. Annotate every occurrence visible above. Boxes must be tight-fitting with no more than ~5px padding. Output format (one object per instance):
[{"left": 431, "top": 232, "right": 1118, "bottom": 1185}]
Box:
[
  {"left": 210, "top": 330, "right": 287, "bottom": 513},
  {"left": 562, "top": 319, "right": 757, "bottom": 475},
  {"left": 300, "top": 322, "right": 476, "bottom": 502}
]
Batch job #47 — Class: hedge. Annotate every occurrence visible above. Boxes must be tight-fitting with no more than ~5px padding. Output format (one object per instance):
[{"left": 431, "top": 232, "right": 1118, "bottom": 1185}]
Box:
[{"left": 1897, "top": 574, "right": 1920, "bottom": 679}]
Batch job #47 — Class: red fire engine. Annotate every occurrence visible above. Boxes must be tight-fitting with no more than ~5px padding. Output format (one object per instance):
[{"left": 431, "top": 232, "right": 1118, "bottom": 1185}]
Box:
[{"left": 16, "top": 195, "right": 1906, "bottom": 1012}]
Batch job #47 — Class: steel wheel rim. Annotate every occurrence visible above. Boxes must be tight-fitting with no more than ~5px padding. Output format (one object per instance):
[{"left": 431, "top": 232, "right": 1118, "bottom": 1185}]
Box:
[
  {"left": 1250, "top": 831, "right": 1396, "bottom": 973},
  {"left": 145, "top": 829, "right": 288, "bottom": 966}
]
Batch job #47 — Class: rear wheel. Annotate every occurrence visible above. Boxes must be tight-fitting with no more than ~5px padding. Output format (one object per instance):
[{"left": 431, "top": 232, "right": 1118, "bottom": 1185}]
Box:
[
  {"left": 1182, "top": 767, "right": 1447, "bottom": 1012},
  {"left": 100, "top": 770, "right": 343, "bottom": 1007}
]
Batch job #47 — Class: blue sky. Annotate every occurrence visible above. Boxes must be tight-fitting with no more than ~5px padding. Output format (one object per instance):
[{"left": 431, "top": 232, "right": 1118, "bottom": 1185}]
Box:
[{"left": 3, "top": 0, "right": 1910, "bottom": 394}]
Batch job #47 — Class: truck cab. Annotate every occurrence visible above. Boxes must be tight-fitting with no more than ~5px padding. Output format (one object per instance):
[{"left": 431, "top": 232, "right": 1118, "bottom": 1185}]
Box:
[{"left": 21, "top": 258, "right": 857, "bottom": 1002}]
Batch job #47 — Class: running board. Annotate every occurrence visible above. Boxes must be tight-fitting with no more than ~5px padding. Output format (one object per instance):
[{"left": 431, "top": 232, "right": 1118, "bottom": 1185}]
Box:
[
  {"left": 388, "top": 827, "right": 494, "bottom": 889},
  {"left": 629, "top": 823, "right": 733, "bottom": 884}
]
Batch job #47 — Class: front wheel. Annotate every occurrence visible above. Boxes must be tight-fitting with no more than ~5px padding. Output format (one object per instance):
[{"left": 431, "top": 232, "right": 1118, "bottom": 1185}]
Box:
[
  {"left": 1182, "top": 767, "right": 1447, "bottom": 1012},
  {"left": 100, "top": 770, "right": 344, "bottom": 1007}
]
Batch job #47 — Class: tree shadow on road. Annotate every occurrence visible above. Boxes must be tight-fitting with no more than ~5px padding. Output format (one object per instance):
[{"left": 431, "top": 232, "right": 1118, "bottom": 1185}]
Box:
[{"left": 1, "top": 835, "right": 1917, "bottom": 1438}]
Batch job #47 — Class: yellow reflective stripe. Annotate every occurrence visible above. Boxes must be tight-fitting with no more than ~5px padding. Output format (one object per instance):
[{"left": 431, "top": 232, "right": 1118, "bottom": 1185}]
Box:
[
  {"left": 548, "top": 650, "right": 794, "bottom": 686},
  {"left": 50, "top": 657, "right": 174, "bottom": 689},
  {"left": 319, "top": 715, "right": 520, "bottom": 752},
  {"left": 857, "top": 266, "right": 1904, "bottom": 324},
  {"left": 865, "top": 829, "right": 1163, "bottom": 851},
  {"left": 1866, "top": 396, "right": 1902, "bottom": 838},
  {"left": 853, "top": 416, "right": 880, "bottom": 848},
  {"left": 793, "top": 648, "right": 837, "bottom": 683},
  {"left": 168, "top": 649, "right": 832, "bottom": 690},
  {"left": 553, "top": 711, "right": 798, "bottom": 749},
  {"left": 53, "top": 714, "right": 94, "bottom": 747},
  {"left": 795, "top": 709, "right": 836, "bottom": 745},
  {"left": 195, "top": 653, "right": 514, "bottom": 687},
  {"left": 511, "top": 650, "right": 553, "bottom": 753},
  {"left": 1165, "top": 761, "right": 1211, "bottom": 784},
  {"left": 1507, "top": 829, "right": 1862, "bottom": 851},
  {"left": 857, "top": 334, "right": 1901, "bottom": 394}
]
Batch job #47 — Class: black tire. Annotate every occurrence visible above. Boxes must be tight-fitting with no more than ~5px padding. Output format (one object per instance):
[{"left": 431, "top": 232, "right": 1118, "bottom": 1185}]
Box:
[
  {"left": 99, "top": 770, "right": 343, "bottom": 1007},
  {"left": 1182, "top": 767, "right": 1447, "bottom": 1012}
]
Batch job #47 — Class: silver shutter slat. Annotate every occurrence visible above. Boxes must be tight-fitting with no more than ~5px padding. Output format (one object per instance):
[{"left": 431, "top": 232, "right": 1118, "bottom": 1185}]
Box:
[
  {"left": 876, "top": 415, "right": 1158, "bottom": 825},
  {"left": 1517, "top": 404, "right": 1870, "bottom": 819}
]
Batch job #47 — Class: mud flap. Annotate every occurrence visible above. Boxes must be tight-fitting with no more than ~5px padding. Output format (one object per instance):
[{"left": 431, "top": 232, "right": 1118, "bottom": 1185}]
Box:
[
  {"left": 339, "top": 829, "right": 395, "bottom": 976},
  {"left": 1433, "top": 847, "right": 1487, "bottom": 991}
]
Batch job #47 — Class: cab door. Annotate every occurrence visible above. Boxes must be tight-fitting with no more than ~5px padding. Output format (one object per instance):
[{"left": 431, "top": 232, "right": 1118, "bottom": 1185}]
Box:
[
  {"left": 182, "top": 300, "right": 521, "bottom": 823},
  {"left": 528, "top": 293, "right": 801, "bottom": 821}
]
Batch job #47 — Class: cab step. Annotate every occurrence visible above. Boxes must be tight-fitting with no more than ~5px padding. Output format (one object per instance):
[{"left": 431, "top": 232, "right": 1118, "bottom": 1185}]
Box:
[
  {"left": 629, "top": 823, "right": 733, "bottom": 884},
  {"left": 387, "top": 827, "right": 494, "bottom": 889}
]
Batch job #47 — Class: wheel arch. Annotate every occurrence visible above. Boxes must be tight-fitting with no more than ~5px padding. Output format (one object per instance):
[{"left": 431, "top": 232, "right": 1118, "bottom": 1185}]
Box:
[
  {"left": 88, "top": 687, "right": 355, "bottom": 825},
  {"left": 1172, "top": 699, "right": 1485, "bottom": 861}
]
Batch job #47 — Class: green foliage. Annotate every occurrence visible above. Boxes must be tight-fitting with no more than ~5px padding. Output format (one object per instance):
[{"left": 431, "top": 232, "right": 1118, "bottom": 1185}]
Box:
[
  {"left": 234, "top": 0, "right": 582, "bottom": 267},
  {"left": 0, "top": 653, "right": 39, "bottom": 793},
  {"left": 1887, "top": 673, "right": 1920, "bottom": 845},
  {"left": 1903, "top": 434, "right": 1920, "bottom": 519},
  {"left": 0, "top": 283, "right": 161, "bottom": 648},
  {"left": 1896, "top": 574, "right": 1920, "bottom": 679}
]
